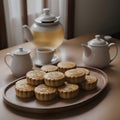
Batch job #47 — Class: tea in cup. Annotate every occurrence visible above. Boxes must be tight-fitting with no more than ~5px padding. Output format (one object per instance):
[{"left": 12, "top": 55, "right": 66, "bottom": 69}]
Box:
[{"left": 36, "top": 47, "right": 55, "bottom": 65}]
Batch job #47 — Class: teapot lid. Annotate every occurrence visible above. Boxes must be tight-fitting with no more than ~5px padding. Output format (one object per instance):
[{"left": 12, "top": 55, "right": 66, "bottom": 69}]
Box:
[
  {"left": 88, "top": 35, "right": 107, "bottom": 46},
  {"left": 35, "top": 8, "right": 59, "bottom": 26},
  {"left": 13, "top": 48, "right": 31, "bottom": 55}
]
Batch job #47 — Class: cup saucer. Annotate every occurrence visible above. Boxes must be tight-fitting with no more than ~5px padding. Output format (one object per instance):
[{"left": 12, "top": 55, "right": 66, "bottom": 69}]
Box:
[{"left": 32, "top": 55, "right": 60, "bottom": 66}]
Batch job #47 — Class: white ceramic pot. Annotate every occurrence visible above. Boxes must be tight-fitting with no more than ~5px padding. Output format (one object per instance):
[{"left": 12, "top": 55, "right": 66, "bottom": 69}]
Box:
[
  {"left": 4, "top": 48, "right": 33, "bottom": 77},
  {"left": 81, "top": 35, "right": 118, "bottom": 68}
]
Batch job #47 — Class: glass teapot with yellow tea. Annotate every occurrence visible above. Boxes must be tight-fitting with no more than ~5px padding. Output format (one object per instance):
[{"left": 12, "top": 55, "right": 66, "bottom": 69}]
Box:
[{"left": 23, "top": 8, "right": 64, "bottom": 49}]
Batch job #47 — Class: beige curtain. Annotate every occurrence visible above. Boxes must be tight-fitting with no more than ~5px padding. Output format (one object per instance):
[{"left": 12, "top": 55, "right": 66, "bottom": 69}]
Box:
[
  {"left": 48, "top": 0, "right": 68, "bottom": 37},
  {"left": 4, "top": 0, "right": 23, "bottom": 47},
  {"left": 4, "top": 0, "right": 68, "bottom": 47},
  {"left": 27, "top": 0, "right": 43, "bottom": 26}
]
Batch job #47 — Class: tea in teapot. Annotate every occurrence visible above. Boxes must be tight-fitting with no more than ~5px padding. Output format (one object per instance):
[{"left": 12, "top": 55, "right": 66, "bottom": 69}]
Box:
[{"left": 23, "top": 8, "right": 64, "bottom": 49}]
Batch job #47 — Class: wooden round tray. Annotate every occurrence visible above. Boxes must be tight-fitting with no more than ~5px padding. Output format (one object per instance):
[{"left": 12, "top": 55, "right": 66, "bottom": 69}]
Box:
[{"left": 3, "top": 66, "right": 108, "bottom": 113}]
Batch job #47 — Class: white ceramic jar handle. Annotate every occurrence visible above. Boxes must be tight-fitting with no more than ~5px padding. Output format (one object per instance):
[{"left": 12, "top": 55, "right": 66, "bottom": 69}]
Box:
[
  {"left": 109, "top": 43, "right": 118, "bottom": 63},
  {"left": 4, "top": 53, "right": 13, "bottom": 70}
]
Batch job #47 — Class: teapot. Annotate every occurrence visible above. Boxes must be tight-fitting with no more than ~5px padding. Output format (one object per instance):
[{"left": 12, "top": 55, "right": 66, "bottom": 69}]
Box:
[
  {"left": 23, "top": 8, "right": 64, "bottom": 49},
  {"left": 4, "top": 48, "right": 33, "bottom": 77},
  {"left": 81, "top": 35, "right": 118, "bottom": 68}
]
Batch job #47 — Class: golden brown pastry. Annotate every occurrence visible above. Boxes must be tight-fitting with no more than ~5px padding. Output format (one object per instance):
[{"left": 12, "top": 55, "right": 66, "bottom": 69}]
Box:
[
  {"left": 34, "top": 84, "right": 57, "bottom": 101},
  {"left": 15, "top": 79, "right": 34, "bottom": 98},
  {"left": 26, "top": 70, "right": 45, "bottom": 86},
  {"left": 81, "top": 75, "right": 98, "bottom": 90},
  {"left": 44, "top": 71, "right": 65, "bottom": 87},
  {"left": 41, "top": 65, "right": 58, "bottom": 72},
  {"left": 76, "top": 68, "right": 90, "bottom": 75},
  {"left": 57, "top": 61, "right": 76, "bottom": 73},
  {"left": 65, "top": 68, "right": 86, "bottom": 84},
  {"left": 58, "top": 82, "right": 79, "bottom": 99}
]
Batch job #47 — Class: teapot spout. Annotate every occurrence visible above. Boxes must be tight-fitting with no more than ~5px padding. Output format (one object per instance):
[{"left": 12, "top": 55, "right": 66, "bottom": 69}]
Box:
[
  {"left": 81, "top": 44, "right": 92, "bottom": 57},
  {"left": 23, "top": 25, "right": 33, "bottom": 42}
]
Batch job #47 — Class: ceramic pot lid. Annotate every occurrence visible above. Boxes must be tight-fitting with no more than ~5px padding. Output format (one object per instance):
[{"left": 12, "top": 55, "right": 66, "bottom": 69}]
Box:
[
  {"left": 35, "top": 8, "right": 59, "bottom": 25},
  {"left": 88, "top": 35, "right": 107, "bottom": 46},
  {"left": 13, "top": 48, "right": 31, "bottom": 55}
]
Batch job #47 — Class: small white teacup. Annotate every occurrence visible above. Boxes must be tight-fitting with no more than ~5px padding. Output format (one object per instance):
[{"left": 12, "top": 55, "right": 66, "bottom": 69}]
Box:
[{"left": 36, "top": 47, "right": 55, "bottom": 65}]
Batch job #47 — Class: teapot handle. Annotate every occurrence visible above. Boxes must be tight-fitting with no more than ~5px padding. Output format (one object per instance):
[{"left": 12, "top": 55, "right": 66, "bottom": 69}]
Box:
[
  {"left": 4, "top": 53, "right": 13, "bottom": 70},
  {"left": 23, "top": 25, "right": 33, "bottom": 42},
  {"left": 109, "top": 43, "right": 118, "bottom": 63}
]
